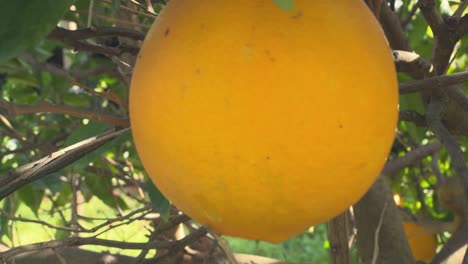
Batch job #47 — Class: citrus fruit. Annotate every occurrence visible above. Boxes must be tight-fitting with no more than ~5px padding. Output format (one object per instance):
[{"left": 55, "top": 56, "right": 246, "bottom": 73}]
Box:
[
  {"left": 403, "top": 222, "right": 438, "bottom": 262},
  {"left": 130, "top": 0, "right": 398, "bottom": 242}
]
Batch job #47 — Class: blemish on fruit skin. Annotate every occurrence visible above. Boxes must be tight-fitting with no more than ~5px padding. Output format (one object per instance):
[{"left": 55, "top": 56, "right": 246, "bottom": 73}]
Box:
[
  {"left": 195, "top": 68, "right": 201, "bottom": 74},
  {"left": 164, "top": 27, "right": 170, "bottom": 37},
  {"left": 291, "top": 11, "right": 302, "bottom": 19},
  {"left": 264, "top": 49, "right": 276, "bottom": 63},
  {"left": 338, "top": 123, "right": 343, "bottom": 128}
]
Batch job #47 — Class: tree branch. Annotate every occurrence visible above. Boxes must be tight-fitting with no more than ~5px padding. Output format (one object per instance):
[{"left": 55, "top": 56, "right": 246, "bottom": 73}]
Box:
[
  {"left": 22, "top": 54, "right": 128, "bottom": 109},
  {"left": 399, "top": 71, "right": 468, "bottom": 94},
  {"left": 454, "top": 0, "right": 468, "bottom": 17},
  {"left": 48, "top": 34, "right": 139, "bottom": 56},
  {"left": 0, "top": 226, "right": 208, "bottom": 261},
  {"left": 383, "top": 141, "right": 443, "bottom": 176},
  {"left": 399, "top": 110, "right": 427, "bottom": 126},
  {"left": 0, "top": 100, "right": 129, "bottom": 127},
  {"left": 354, "top": 178, "right": 414, "bottom": 263},
  {"left": 393, "top": 50, "right": 433, "bottom": 77},
  {"left": 456, "top": 14, "right": 468, "bottom": 38},
  {"left": 426, "top": 97, "right": 468, "bottom": 213},
  {"left": 0, "top": 206, "right": 152, "bottom": 234},
  {"left": 426, "top": 96, "right": 468, "bottom": 263},
  {"left": 327, "top": 212, "right": 350, "bottom": 264},
  {"left": 430, "top": 223, "right": 468, "bottom": 264},
  {"left": 48, "top": 26, "right": 145, "bottom": 41},
  {"left": 417, "top": 0, "right": 446, "bottom": 37},
  {"left": 0, "top": 128, "right": 130, "bottom": 201}
]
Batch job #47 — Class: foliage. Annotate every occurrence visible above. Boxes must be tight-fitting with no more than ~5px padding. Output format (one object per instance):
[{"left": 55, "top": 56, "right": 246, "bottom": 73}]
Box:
[{"left": 0, "top": 0, "right": 467, "bottom": 263}]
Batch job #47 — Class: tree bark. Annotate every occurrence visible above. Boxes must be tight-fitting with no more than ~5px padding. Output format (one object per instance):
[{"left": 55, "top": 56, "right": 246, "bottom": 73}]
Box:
[
  {"left": 354, "top": 177, "right": 414, "bottom": 264},
  {"left": 327, "top": 212, "right": 351, "bottom": 264}
]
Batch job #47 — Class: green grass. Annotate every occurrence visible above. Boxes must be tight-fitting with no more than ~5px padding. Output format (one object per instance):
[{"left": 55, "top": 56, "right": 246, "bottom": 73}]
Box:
[{"left": 225, "top": 225, "right": 330, "bottom": 263}]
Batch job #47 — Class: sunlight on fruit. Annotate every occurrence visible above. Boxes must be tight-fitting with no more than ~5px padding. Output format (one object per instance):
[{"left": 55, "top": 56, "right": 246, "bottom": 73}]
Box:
[{"left": 130, "top": 0, "right": 398, "bottom": 242}]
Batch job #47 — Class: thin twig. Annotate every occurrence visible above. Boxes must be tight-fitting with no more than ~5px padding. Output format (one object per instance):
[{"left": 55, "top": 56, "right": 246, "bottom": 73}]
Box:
[
  {"left": 70, "top": 174, "right": 80, "bottom": 236},
  {"left": 371, "top": 202, "right": 388, "bottom": 264},
  {"left": 401, "top": 4, "right": 419, "bottom": 28},
  {"left": 0, "top": 226, "right": 207, "bottom": 261},
  {"left": 22, "top": 54, "right": 127, "bottom": 109},
  {"left": 88, "top": 0, "right": 95, "bottom": 27},
  {"left": 49, "top": 26, "right": 145, "bottom": 41},
  {"left": 399, "top": 110, "right": 427, "bottom": 126},
  {"left": 144, "top": 0, "right": 155, "bottom": 14},
  {"left": 124, "top": 0, "right": 157, "bottom": 15},
  {"left": 96, "top": 0, "right": 156, "bottom": 18},
  {"left": 72, "top": 10, "right": 151, "bottom": 29},
  {"left": 145, "top": 227, "right": 209, "bottom": 264},
  {"left": 0, "top": 100, "right": 129, "bottom": 127}
]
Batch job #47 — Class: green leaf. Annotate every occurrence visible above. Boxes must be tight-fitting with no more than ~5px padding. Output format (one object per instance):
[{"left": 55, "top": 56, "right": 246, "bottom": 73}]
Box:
[
  {"left": 16, "top": 185, "right": 45, "bottom": 216},
  {"left": 84, "top": 172, "right": 127, "bottom": 210},
  {"left": 145, "top": 177, "right": 170, "bottom": 220},
  {"left": 272, "top": 0, "right": 295, "bottom": 11},
  {"left": 55, "top": 228, "right": 71, "bottom": 240},
  {"left": 0, "top": 198, "right": 14, "bottom": 239},
  {"left": 31, "top": 172, "right": 63, "bottom": 194},
  {"left": 63, "top": 121, "right": 131, "bottom": 168},
  {"left": 55, "top": 183, "right": 73, "bottom": 207},
  {"left": 7, "top": 71, "right": 39, "bottom": 87},
  {"left": 0, "top": 0, "right": 76, "bottom": 65},
  {"left": 111, "top": 0, "right": 121, "bottom": 13},
  {"left": 64, "top": 121, "right": 109, "bottom": 146}
]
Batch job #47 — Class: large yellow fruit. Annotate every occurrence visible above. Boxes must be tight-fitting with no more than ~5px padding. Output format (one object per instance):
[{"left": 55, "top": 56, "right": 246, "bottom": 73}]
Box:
[
  {"left": 403, "top": 222, "right": 438, "bottom": 262},
  {"left": 130, "top": 0, "right": 398, "bottom": 242}
]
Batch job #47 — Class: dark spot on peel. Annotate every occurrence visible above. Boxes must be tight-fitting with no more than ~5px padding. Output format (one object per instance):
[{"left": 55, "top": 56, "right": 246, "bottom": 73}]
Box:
[
  {"left": 338, "top": 123, "right": 343, "bottom": 128},
  {"left": 291, "top": 11, "right": 302, "bottom": 19},
  {"left": 266, "top": 156, "right": 271, "bottom": 160},
  {"left": 195, "top": 68, "right": 201, "bottom": 74},
  {"left": 164, "top": 28, "right": 170, "bottom": 37},
  {"left": 264, "top": 50, "right": 276, "bottom": 63}
]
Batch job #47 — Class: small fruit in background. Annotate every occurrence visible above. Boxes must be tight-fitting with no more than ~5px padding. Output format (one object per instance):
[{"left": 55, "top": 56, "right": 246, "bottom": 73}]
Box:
[{"left": 403, "top": 222, "right": 438, "bottom": 262}]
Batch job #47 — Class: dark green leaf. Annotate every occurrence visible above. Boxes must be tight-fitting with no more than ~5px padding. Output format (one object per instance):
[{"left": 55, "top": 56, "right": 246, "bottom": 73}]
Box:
[
  {"left": 31, "top": 172, "right": 63, "bottom": 194},
  {"left": 64, "top": 121, "right": 109, "bottom": 146},
  {"left": 0, "top": 0, "right": 76, "bottom": 65},
  {"left": 55, "top": 183, "right": 73, "bottom": 207},
  {"left": 64, "top": 121, "right": 122, "bottom": 168},
  {"left": 16, "top": 185, "right": 44, "bottom": 216},
  {"left": 145, "top": 176, "right": 170, "bottom": 220},
  {"left": 84, "top": 172, "right": 127, "bottom": 210},
  {"left": 0, "top": 198, "right": 14, "bottom": 239},
  {"left": 55, "top": 229, "right": 71, "bottom": 240}
]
